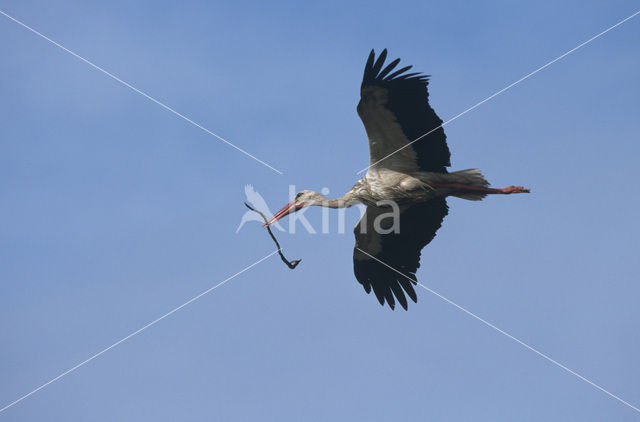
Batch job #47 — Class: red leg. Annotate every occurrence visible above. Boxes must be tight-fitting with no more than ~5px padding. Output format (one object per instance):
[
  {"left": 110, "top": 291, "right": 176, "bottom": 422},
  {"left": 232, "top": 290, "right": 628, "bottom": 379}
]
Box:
[{"left": 431, "top": 183, "right": 530, "bottom": 194}]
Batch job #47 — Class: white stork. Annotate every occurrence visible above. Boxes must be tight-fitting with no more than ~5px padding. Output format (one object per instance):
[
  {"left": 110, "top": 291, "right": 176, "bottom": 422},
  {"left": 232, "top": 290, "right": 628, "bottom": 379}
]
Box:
[{"left": 266, "top": 49, "right": 529, "bottom": 310}]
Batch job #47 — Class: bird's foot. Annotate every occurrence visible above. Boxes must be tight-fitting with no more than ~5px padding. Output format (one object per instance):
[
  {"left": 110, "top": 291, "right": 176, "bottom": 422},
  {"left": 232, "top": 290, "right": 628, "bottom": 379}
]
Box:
[{"left": 500, "top": 186, "right": 530, "bottom": 194}]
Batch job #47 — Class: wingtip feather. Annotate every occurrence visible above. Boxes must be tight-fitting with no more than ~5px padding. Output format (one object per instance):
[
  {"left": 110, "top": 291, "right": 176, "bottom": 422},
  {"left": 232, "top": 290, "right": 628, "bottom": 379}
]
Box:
[
  {"left": 378, "top": 58, "right": 401, "bottom": 80},
  {"left": 384, "top": 65, "right": 412, "bottom": 80},
  {"left": 371, "top": 49, "right": 388, "bottom": 76}
]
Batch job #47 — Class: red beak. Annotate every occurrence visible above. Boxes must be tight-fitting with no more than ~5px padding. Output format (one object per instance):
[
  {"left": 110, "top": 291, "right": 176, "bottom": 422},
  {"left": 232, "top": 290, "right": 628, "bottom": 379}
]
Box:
[{"left": 265, "top": 201, "right": 303, "bottom": 227}]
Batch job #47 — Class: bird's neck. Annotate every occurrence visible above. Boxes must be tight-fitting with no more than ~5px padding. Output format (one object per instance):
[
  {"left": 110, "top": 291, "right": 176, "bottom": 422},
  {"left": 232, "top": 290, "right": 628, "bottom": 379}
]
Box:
[{"left": 316, "top": 192, "right": 358, "bottom": 208}]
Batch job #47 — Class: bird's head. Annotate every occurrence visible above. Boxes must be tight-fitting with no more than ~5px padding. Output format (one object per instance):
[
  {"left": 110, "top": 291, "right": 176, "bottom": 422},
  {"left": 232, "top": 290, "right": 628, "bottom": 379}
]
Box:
[{"left": 265, "top": 190, "right": 325, "bottom": 226}]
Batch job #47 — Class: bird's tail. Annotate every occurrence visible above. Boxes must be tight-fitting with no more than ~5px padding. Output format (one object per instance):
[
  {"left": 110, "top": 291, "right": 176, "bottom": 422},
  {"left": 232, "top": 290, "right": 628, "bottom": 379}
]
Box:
[{"left": 449, "top": 169, "right": 490, "bottom": 201}]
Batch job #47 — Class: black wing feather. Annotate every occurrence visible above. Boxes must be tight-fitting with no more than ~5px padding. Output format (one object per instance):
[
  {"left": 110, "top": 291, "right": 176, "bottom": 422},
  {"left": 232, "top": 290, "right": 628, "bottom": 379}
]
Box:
[
  {"left": 371, "top": 49, "right": 388, "bottom": 76},
  {"left": 377, "top": 58, "right": 401, "bottom": 80},
  {"left": 385, "top": 65, "right": 412, "bottom": 80}
]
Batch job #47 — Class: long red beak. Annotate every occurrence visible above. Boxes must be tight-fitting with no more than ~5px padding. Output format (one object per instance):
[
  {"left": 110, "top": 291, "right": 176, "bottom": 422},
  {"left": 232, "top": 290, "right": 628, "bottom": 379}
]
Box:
[{"left": 265, "top": 201, "right": 303, "bottom": 227}]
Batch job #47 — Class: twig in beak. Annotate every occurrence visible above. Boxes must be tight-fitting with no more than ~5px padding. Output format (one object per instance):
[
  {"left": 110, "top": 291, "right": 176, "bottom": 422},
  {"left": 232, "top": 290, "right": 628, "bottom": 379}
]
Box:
[{"left": 244, "top": 202, "right": 301, "bottom": 269}]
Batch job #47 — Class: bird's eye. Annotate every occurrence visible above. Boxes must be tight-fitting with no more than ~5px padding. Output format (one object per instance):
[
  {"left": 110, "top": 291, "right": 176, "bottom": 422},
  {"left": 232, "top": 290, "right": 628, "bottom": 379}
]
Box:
[{"left": 295, "top": 192, "right": 303, "bottom": 200}]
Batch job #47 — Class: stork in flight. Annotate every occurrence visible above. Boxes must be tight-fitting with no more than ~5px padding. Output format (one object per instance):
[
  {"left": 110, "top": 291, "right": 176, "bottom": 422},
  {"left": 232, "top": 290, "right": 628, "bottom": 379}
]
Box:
[{"left": 266, "top": 49, "right": 529, "bottom": 310}]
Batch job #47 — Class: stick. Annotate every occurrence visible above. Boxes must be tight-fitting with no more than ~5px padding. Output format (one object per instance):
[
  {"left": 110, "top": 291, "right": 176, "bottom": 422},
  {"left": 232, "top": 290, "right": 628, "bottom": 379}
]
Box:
[{"left": 244, "top": 203, "right": 301, "bottom": 269}]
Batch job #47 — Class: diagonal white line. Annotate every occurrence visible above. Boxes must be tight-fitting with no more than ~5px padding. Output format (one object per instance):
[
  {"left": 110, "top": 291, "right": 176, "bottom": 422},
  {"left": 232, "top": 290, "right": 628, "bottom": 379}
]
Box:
[
  {"left": 357, "top": 9, "right": 640, "bottom": 174},
  {"left": 355, "top": 247, "right": 640, "bottom": 414},
  {"left": 0, "top": 9, "right": 284, "bottom": 175},
  {"left": 0, "top": 249, "right": 280, "bottom": 415}
]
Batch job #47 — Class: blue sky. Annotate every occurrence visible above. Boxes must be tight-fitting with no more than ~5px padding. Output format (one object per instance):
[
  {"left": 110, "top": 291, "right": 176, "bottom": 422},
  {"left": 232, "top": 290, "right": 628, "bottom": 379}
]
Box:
[{"left": 1, "top": 0, "right": 639, "bottom": 420}]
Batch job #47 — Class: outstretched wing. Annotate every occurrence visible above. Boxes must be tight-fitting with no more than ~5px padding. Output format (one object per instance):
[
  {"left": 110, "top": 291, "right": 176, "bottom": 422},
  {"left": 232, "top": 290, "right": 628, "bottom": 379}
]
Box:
[
  {"left": 353, "top": 198, "right": 448, "bottom": 310},
  {"left": 357, "top": 49, "right": 450, "bottom": 173}
]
